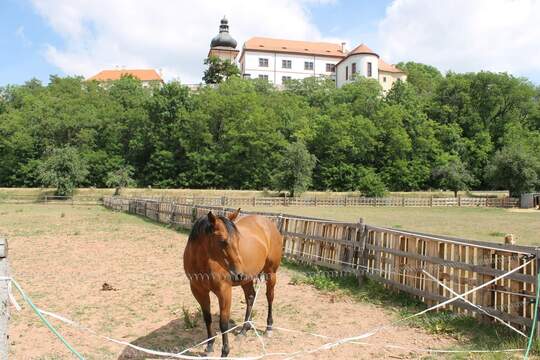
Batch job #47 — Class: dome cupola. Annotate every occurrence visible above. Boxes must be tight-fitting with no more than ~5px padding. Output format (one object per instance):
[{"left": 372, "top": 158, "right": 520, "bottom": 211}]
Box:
[{"left": 210, "top": 17, "right": 237, "bottom": 49}]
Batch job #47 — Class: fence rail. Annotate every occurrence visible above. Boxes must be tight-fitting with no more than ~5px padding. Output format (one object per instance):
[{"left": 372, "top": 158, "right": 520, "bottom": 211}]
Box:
[
  {"left": 0, "top": 194, "right": 520, "bottom": 208},
  {"left": 122, "top": 195, "right": 520, "bottom": 208},
  {"left": 104, "top": 196, "right": 538, "bottom": 329}
]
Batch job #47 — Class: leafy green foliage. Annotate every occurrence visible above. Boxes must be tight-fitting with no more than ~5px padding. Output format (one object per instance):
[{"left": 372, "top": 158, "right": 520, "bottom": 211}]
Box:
[
  {"left": 202, "top": 56, "right": 240, "bottom": 84},
  {"left": 271, "top": 140, "right": 316, "bottom": 196},
  {"left": 38, "top": 147, "right": 88, "bottom": 196},
  {"left": 1, "top": 69, "right": 539, "bottom": 195},
  {"left": 432, "top": 154, "right": 475, "bottom": 196},
  {"left": 106, "top": 165, "right": 135, "bottom": 195}
]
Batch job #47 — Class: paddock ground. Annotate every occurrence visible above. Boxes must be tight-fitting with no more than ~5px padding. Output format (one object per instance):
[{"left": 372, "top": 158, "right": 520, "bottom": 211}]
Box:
[
  {"left": 243, "top": 206, "right": 540, "bottom": 246},
  {"left": 0, "top": 204, "right": 464, "bottom": 359}
]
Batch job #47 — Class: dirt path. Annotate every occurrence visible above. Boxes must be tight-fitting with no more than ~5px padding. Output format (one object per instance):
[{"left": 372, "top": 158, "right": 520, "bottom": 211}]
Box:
[{"left": 0, "top": 204, "right": 456, "bottom": 359}]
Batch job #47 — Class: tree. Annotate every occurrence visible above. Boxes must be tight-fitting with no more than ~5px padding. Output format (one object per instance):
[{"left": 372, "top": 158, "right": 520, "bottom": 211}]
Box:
[
  {"left": 203, "top": 56, "right": 240, "bottom": 84},
  {"left": 106, "top": 165, "right": 135, "bottom": 195},
  {"left": 485, "top": 145, "right": 540, "bottom": 197},
  {"left": 396, "top": 62, "right": 443, "bottom": 99},
  {"left": 38, "top": 147, "right": 88, "bottom": 196},
  {"left": 356, "top": 167, "right": 387, "bottom": 197},
  {"left": 432, "top": 154, "right": 475, "bottom": 197},
  {"left": 271, "top": 141, "right": 316, "bottom": 197}
]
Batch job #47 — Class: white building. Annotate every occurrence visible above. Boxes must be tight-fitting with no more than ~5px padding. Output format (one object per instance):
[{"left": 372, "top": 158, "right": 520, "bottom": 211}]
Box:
[
  {"left": 238, "top": 37, "right": 345, "bottom": 86},
  {"left": 335, "top": 44, "right": 406, "bottom": 91},
  {"left": 207, "top": 18, "right": 406, "bottom": 90}
]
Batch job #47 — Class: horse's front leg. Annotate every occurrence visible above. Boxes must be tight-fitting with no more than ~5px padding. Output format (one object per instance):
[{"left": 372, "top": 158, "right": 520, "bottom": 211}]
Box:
[
  {"left": 217, "top": 285, "right": 233, "bottom": 357},
  {"left": 190, "top": 284, "right": 215, "bottom": 353}
]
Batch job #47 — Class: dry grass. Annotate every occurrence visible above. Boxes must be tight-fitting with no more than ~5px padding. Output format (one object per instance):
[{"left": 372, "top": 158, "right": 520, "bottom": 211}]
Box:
[
  {"left": 0, "top": 187, "right": 509, "bottom": 201},
  {"left": 244, "top": 206, "right": 540, "bottom": 246},
  {"left": 0, "top": 203, "right": 460, "bottom": 359}
]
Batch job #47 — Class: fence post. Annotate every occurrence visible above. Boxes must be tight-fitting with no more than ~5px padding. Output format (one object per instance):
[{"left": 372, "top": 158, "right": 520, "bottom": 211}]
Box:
[
  {"left": 534, "top": 247, "right": 540, "bottom": 337},
  {"left": 357, "top": 218, "right": 366, "bottom": 287},
  {"left": 458, "top": 195, "right": 461, "bottom": 207},
  {"left": 0, "top": 236, "right": 8, "bottom": 359}
]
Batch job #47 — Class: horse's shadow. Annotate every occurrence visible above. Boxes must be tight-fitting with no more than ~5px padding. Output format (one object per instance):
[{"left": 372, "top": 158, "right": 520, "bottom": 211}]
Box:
[{"left": 117, "top": 318, "right": 240, "bottom": 359}]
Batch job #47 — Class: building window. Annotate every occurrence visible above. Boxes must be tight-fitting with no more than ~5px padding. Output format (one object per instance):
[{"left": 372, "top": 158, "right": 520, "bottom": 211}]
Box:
[
  {"left": 282, "top": 76, "right": 292, "bottom": 83},
  {"left": 258, "top": 74, "right": 269, "bottom": 80},
  {"left": 352, "top": 63, "right": 356, "bottom": 74},
  {"left": 383, "top": 76, "right": 387, "bottom": 83},
  {"left": 243, "top": 74, "right": 251, "bottom": 79},
  {"left": 367, "top": 62, "right": 372, "bottom": 77},
  {"left": 282, "top": 60, "right": 292, "bottom": 69},
  {"left": 304, "top": 61, "right": 314, "bottom": 70},
  {"left": 326, "top": 63, "right": 335, "bottom": 72},
  {"left": 259, "top": 58, "right": 269, "bottom": 67},
  {"left": 345, "top": 66, "right": 348, "bottom": 80}
]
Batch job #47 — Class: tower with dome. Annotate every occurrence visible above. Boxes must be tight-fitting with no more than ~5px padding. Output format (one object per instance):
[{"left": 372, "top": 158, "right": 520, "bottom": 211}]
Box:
[{"left": 208, "top": 17, "right": 239, "bottom": 62}]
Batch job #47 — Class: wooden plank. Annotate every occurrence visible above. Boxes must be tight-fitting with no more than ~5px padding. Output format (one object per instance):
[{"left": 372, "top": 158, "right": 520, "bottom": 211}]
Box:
[
  {"left": 0, "top": 236, "right": 8, "bottom": 360},
  {"left": 366, "top": 273, "right": 534, "bottom": 327},
  {"left": 365, "top": 225, "right": 535, "bottom": 254},
  {"left": 365, "top": 244, "right": 535, "bottom": 284}
]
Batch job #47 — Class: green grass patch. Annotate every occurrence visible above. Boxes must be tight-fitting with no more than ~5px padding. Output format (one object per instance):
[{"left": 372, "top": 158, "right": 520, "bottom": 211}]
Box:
[{"left": 282, "top": 258, "right": 535, "bottom": 358}]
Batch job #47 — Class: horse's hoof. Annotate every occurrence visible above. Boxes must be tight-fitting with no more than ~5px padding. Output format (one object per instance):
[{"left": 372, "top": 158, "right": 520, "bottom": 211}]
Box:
[
  {"left": 205, "top": 344, "right": 214, "bottom": 353},
  {"left": 265, "top": 329, "right": 273, "bottom": 338}
]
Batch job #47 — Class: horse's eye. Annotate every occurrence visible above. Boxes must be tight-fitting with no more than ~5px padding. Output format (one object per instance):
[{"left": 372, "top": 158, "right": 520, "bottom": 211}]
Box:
[{"left": 219, "top": 239, "right": 228, "bottom": 248}]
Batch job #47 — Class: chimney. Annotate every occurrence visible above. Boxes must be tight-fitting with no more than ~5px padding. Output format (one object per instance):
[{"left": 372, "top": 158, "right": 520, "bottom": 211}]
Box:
[{"left": 341, "top": 42, "right": 346, "bottom": 53}]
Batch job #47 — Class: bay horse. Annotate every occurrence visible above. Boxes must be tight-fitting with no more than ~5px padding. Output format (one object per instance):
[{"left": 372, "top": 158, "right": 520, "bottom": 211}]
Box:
[{"left": 183, "top": 209, "right": 283, "bottom": 357}]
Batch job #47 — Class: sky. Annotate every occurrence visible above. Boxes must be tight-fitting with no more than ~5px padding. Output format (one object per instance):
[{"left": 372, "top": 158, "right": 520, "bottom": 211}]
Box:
[{"left": 1, "top": 0, "right": 540, "bottom": 86}]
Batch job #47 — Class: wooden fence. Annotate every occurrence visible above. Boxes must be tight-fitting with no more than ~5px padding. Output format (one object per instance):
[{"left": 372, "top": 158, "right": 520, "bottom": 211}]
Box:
[
  {"left": 0, "top": 237, "right": 8, "bottom": 358},
  {"left": 104, "top": 196, "right": 538, "bottom": 329},
  {"left": 124, "top": 195, "right": 520, "bottom": 208}
]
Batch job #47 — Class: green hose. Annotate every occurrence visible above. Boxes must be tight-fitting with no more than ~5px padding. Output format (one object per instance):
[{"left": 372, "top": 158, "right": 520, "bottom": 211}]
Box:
[
  {"left": 10, "top": 279, "right": 85, "bottom": 360},
  {"left": 525, "top": 270, "right": 540, "bottom": 359}
]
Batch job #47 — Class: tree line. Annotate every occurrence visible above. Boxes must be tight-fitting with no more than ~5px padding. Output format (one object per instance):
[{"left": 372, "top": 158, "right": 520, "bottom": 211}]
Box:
[{"left": 1, "top": 62, "right": 539, "bottom": 196}]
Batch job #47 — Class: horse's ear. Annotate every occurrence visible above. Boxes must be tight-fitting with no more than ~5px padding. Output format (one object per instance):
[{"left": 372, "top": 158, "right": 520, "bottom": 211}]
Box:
[
  {"left": 207, "top": 211, "right": 216, "bottom": 226},
  {"left": 228, "top": 208, "right": 241, "bottom": 222}
]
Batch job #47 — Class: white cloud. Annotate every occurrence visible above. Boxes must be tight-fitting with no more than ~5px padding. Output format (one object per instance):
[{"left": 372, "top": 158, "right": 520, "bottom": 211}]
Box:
[
  {"left": 378, "top": 0, "right": 540, "bottom": 79},
  {"left": 15, "top": 26, "right": 33, "bottom": 48},
  {"left": 30, "top": 0, "right": 339, "bottom": 83}
]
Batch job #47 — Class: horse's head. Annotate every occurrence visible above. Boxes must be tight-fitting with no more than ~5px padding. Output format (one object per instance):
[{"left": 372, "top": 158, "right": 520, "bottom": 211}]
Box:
[{"left": 189, "top": 209, "right": 245, "bottom": 281}]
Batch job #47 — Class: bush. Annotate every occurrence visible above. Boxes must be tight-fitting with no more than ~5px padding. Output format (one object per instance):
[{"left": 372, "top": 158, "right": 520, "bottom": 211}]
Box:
[{"left": 38, "top": 147, "right": 88, "bottom": 196}]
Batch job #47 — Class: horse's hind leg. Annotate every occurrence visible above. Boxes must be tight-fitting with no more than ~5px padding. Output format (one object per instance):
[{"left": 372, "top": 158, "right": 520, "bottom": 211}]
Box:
[
  {"left": 265, "top": 272, "right": 277, "bottom": 336},
  {"left": 240, "top": 281, "right": 256, "bottom": 335},
  {"left": 190, "top": 285, "right": 215, "bottom": 353}
]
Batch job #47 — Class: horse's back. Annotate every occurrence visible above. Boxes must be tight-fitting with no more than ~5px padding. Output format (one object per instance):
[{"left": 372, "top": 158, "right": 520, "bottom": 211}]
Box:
[{"left": 236, "top": 215, "right": 283, "bottom": 273}]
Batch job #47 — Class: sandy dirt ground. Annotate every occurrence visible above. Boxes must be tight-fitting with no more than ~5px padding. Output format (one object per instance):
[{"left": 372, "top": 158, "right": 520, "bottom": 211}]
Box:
[{"left": 0, "top": 204, "right": 457, "bottom": 359}]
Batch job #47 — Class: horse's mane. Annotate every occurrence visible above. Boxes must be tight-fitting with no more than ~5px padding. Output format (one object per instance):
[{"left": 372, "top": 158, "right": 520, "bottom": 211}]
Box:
[{"left": 188, "top": 214, "right": 238, "bottom": 243}]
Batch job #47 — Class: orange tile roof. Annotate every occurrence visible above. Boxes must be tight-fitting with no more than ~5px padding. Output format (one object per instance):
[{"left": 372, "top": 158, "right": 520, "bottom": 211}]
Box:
[
  {"left": 378, "top": 59, "right": 405, "bottom": 73},
  {"left": 242, "top": 37, "right": 346, "bottom": 58},
  {"left": 88, "top": 69, "right": 163, "bottom": 82},
  {"left": 335, "top": 43, "right": 380, "bottom": 66},
  {"left": 349, "top": 43, "right": 378, "bottom": 57}
]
